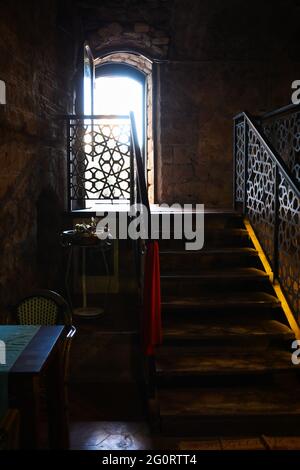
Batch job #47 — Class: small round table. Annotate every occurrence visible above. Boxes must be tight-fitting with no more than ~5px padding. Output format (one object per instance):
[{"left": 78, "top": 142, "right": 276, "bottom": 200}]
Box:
[{"left": 61, "top": 230, "right": 113, "bottom": 318}]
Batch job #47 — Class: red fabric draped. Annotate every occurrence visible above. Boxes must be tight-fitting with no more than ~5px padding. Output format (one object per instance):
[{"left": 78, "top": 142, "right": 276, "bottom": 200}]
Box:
[{"left": 142, "top": 240, "right": 162, "bottom": 355}]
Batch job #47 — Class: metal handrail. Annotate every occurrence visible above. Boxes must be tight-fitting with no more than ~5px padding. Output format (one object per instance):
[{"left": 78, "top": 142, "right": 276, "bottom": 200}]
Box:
[
  {"left": 129, "top": 111, "right": 151, "bottom": 234},
  {"left": 260, "top": 103, "right": 300, "bottom": 120}
]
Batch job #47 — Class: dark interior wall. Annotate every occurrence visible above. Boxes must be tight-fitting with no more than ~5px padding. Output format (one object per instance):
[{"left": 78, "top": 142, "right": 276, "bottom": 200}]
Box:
[
  {"left": 83, "top": 0, "right": 300, "bottom": 207},
  {"left": 158, "top": 0, "right": 300, "bottom": 206},
  {"left": 0, "top": 0, "right": 78, "bottom": 313}
]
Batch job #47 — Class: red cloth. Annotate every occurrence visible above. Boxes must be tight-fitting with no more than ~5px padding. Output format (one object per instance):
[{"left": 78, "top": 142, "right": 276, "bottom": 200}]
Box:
[{"left": 142, "top": 240, "right": 162, "bottom": 355}]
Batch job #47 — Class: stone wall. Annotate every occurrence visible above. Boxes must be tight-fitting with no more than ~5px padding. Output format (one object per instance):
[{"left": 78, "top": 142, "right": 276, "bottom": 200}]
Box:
[
  {"left": 0, "top": 0, "right": 78, "bottom": 313},
  {"left": 81, "top": 0, "right": 300, "bottom": 207},
  {"left": 157, "top": 0, "right": 300, "bottom": 206},
  {"left": 89, "top": 21, "right": 170, "bottom": 59}
]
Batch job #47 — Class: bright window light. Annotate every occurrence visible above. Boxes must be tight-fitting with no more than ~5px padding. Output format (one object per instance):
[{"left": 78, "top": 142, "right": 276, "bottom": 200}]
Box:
[{"left": 94, "top": 76, "right": 144, "bottom": 147}]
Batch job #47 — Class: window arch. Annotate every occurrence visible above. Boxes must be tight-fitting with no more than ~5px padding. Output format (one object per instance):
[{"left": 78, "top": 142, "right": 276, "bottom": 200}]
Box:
[{"left": 71, "top": 49, "right": 155, "bottom": 209}]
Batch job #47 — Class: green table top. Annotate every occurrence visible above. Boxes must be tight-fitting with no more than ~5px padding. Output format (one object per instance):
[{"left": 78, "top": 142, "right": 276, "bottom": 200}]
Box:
[{"left": 0, "top": 326, "right": 40, "bottom": 421}]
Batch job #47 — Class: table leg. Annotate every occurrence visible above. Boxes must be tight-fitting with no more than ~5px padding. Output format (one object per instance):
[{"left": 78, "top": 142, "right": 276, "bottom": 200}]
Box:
[
  {"left": 82, "top": 246, "right": 87, "bottom": 308},
  {"left": 9, "top": 375, "right": 40, "bottom": 449},
  {"left": 45, "top": 348, "right": 69, "bottom": 449},
  {"left": 65, "top": 245, "right": 73, "bottom": 308}
]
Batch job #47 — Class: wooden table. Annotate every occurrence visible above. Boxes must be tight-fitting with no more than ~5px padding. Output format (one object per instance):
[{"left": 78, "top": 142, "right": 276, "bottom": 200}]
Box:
[{"left": 7, "top": 326, "right": 69, "bottom": 449}]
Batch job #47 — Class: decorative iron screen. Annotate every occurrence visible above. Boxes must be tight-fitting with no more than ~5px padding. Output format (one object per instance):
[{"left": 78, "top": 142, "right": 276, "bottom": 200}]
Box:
[
  {"left": 68, "top": 116, "right": 132, "bottom": 208},
  {"left": 234, "top": 111, "right": 300, "bottom": 321},
  {"left": 234, "top": 119, "right": 245, "bottom": 203},
  {"left": 262, "top": 110, "right": 300, "bottom": 184}
]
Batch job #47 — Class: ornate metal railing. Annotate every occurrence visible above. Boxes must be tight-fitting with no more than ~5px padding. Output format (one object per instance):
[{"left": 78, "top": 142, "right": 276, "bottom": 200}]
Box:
[
  {"left": 261, "top": 104, "right": 300, "bottom": 184},
  {"left": 66, "top": 113, "right": 151, "bottom": 217},
  {"left": 233, "top": 109, "right": 300, "bottom": 321},
  {"left": 67, "top": 115, "right": 131, "bottom": 210}
]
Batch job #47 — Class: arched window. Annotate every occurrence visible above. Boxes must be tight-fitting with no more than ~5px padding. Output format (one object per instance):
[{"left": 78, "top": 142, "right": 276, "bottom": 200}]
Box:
[
  {"left": 95, "top": 63, "right": 146, "bottom": 153},
  {"left": 94, "top": 53, "right": 154, "bottom": 203},
  {"left": 70, "top": 48, "right": 154, "bottom": 210}
]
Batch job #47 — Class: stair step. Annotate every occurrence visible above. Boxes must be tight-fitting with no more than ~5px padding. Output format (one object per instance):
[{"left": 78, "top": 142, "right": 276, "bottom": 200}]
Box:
[
  {"left": 200, "top": 211, "right": 244, "bottom": 229},
  {"left": 203, "top": 228, "right": 252, "bottom": 248},
  {"left": 160, "top": 247, "right": 258, "bottom": 255},
  {"left": 159, "top": 385, "right": 300, "bottom": 436},
  {"left": 156, "top": 349, "right": 294, "bottom": 378},
  {"left": 160, "top": 248, "right": 263, "bottom": 271},
  {"left": 151, "top": 210, "right": 244, "bottom": 231},
  {"left": 162, "top": 292, "right": 281, "bottom": 312},
  {"left": 162, "top": 318, "right": 293, "bottom": 347},
  {"left": 158, "top": 228, "right": 252, "bottom": 250},
  {"left": 161, "top": 268, "right": 268, "bottom": 281},
  {"left": 160, "top": 268, "right": 271, "bottom": 295}
]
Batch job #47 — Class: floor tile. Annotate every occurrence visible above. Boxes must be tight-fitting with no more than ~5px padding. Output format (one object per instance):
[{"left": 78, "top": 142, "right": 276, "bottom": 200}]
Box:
[
  {"left": 96, "top": 421, "right": 144, "bottom": 436},
  {"left": 70, "top": 420, "right": 300, "bottom": 451},
  {"left": 262, "top": 435, "right": 300, "bottom": 450},
  {"left": 70, "top": 420, "right": 152, "bottom": 450},
  {"left": 220, "top": 437, "right": 265, "bottom": 450},
  {"left": 178, "top": 439, "right": 222, "bottom": 450},
  {"left": 97, "top": 434, "right": 134, "bottom": 450},
  {"left": 70, "top": 421, "right": 109, "bottom": 448}
]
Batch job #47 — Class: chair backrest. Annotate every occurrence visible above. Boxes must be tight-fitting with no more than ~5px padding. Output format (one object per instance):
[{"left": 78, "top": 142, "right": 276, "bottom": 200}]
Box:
[{"left": 15, "top": 290, "right": 72, "bottom": 326}]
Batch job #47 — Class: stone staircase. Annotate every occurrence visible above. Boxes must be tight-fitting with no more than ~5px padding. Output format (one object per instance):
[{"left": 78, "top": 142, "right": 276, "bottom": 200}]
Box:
[{"left": 150, "top": 211, "right": 300, "bottom": 436}]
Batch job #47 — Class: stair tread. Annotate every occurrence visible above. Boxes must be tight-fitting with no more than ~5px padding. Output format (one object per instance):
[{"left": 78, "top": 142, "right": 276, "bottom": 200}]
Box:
[
  {"left": 163, "top": 318, "right": 293, "bottom": 341},
  {"left": 150, "top": 208, "right": 240, "bottom": 215},
  {"left": 157, "top": 228, "right": 249, "bottom": 236},
  {"left": 205, "top": 228, "right": 248, "bottom": 234},
  {"left": 159, "top": 386, "right": 300, "bottom": 416},
  {"left": 161, "top": 267, "right": 268, "bottom": 280},
  {"left": 160, "top": 247, "right": 257, "bottom": 255},
  {"left": 156, "top": 349, "right": 293, "bottom": 376},
  {"left": 162, "top": 292, "right": 280, "bottom": 309}
]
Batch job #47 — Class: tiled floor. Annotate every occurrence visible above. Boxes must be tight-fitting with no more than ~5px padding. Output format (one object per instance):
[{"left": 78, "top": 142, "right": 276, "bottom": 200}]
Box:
[
  {"left": 70, "top": 421, "right": 152, "bottom": 450},
  {"left": 69, "top": 421, "right": 300, "bottom": 450},
  {"left": 68, "top": 379, "right": 300, "bottom": 450}
]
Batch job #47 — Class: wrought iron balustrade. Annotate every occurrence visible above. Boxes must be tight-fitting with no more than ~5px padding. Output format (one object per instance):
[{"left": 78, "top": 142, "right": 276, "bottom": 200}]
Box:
[
  {"left": 261, "top": 104, "right": 300, "bottom": 184},
  {"left": 67, "top": 115, "right": 132, "bottom": 210},
  {"left": 66, "top": 111, "right": 151, "bottom": 282},
  {"left": 233, "top": 107, "right": 300, "bottom": 321}
]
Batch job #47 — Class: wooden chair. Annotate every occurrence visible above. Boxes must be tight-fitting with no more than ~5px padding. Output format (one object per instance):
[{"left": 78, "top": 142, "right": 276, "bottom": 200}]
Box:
[
  {"left": 14, "top": 289, "right": 72, "bottom": 326},
  {"left": 13, "top": 289, "right": 75, "bottom": 375},
  {"left": 13, "top": 290, "right": 76, "bottom": 448}
]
